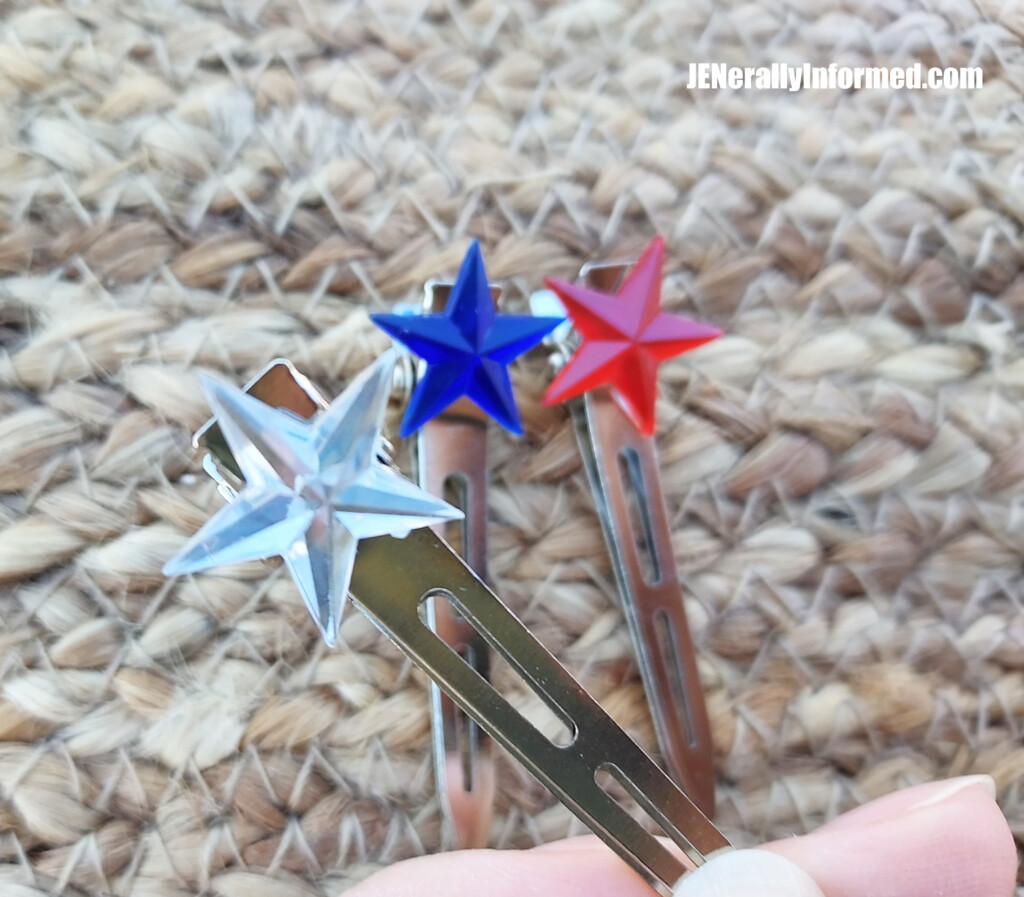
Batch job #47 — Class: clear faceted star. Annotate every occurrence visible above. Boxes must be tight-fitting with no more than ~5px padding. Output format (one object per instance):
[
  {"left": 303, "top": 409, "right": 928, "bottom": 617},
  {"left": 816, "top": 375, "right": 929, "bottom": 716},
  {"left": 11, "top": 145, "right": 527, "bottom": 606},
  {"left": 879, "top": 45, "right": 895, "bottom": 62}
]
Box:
[
  {"left": 371, "top": 241, "right": 562, "bottom": 436},
  {"left": 163, "top": 351, "right": 462, "bottom": 646},
  {"left": 541, "top": 236, "right": 723, "bottom": 435}
]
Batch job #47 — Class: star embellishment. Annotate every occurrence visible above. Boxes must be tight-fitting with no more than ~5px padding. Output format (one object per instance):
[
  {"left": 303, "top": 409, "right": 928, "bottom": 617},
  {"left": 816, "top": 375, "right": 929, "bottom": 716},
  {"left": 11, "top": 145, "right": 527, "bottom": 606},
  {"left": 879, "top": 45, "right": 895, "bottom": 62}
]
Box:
[
  {"left": 540, "top": 236, "right": 723, "bottom": 435},
  {"left": 371, "top": 241, "right": 563, "bottom": 436},
  {"left": 163, "top": 351, "right": 462, "bottom": 646}
]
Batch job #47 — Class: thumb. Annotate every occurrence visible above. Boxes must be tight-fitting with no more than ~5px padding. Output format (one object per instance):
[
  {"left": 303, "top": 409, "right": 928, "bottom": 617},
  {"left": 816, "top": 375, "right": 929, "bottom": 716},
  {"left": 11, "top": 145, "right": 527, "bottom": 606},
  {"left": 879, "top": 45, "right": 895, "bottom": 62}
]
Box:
[{"left": 673, "top": 850, "right": 825, "bottom": 897}]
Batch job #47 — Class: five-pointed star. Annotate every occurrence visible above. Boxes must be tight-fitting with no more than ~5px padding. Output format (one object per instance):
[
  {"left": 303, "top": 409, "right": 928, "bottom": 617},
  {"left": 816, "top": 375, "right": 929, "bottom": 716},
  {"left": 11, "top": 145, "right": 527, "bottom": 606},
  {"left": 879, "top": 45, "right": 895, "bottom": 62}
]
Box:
[
  {"left": 163, "top": 351, "right": 462, "bottom": 646},
  {"left": 371, "top": 241, "right": 562, "bottom": 437},
  {"left": 541, "top": 236, "right": 723, "bottom": 436}
]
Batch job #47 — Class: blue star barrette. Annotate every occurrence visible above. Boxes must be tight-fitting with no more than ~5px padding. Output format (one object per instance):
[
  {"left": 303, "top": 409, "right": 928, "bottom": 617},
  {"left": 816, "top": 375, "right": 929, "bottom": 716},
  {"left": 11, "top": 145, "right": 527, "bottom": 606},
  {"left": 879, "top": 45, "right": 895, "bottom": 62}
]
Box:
[
  {"left": 373, "top": 245, "right": 562, "bottom": 850},
  {"left": 371, "top": 241, "right": 563, "bottom": 436}
]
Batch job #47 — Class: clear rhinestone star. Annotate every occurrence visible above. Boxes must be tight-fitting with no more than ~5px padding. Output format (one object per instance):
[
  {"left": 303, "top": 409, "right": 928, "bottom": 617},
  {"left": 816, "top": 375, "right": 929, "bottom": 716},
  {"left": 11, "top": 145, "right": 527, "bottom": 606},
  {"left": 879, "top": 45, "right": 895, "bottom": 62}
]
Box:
[{"left": 164, "top": 351, "right": 462, "bottom": 645}]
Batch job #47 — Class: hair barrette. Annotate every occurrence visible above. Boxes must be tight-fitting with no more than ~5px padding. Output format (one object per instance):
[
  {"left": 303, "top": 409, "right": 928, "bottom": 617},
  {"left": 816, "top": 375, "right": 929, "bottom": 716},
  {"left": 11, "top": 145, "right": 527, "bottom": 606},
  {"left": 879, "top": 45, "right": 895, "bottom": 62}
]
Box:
[
  {"left": 531, "top": 235, "right": 723, "bottom": 814},
  {"left": 370, "top": 243, "right": 561, "bottom": 850},
  {"left": 162, "top": 251, "right": 730, "bottom": 895}
]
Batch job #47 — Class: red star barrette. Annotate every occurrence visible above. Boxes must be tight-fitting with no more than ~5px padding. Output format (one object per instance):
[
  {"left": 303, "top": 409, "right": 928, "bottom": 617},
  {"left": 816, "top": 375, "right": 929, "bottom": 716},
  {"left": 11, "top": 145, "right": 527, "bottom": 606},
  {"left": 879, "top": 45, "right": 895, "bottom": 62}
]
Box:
[{"left": 540, "top": 236, "right": 722, "bottom": 435}]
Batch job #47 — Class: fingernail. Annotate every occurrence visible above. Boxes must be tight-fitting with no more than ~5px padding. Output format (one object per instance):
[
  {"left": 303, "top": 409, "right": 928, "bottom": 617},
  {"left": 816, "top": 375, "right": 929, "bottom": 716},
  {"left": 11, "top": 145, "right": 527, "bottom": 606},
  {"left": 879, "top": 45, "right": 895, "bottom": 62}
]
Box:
[
  {"left": 673, "top": 849, "right": 825, "bottom": 897},
  {"left": 906, "top": 774, "right": 996, "bottom": 811}
]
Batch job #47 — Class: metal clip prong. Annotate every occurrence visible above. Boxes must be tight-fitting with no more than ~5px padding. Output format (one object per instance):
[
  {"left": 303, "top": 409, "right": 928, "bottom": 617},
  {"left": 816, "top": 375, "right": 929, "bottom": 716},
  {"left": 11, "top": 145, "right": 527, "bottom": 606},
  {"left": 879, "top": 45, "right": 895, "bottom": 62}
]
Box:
[
  {"left": 349, "top": 526, "right": 729, "bottom": 894},
  {"left": 416, "top": 279, "right": 496, "bottom": 850},
  {"left": 191, "top": 360, "right": 729, "bottom": 893},
  {"left": 532, "top": 260, "right": 717, "bottom": 816}
]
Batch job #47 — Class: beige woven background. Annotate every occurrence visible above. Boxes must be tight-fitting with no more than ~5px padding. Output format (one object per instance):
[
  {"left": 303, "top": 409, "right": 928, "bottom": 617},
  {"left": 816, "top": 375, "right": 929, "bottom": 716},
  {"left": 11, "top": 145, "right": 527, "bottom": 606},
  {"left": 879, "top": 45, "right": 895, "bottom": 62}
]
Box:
[{"left": 1, "top": 0, "right": 1023, "bottom": 894}]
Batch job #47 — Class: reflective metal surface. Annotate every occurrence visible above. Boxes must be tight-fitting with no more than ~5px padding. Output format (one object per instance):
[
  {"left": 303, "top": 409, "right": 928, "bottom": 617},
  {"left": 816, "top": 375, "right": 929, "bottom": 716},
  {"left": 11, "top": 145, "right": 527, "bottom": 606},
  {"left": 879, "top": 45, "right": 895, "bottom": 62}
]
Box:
[
  {"left": 534, "top": 260, "right": 717, "bottom": 815},
  {"left": 348, "top": 527, "right": 729, "bottom": 893},
  {"left": 572, "top": 389, "right": 716, "bottom": 814},
  {"left": 417, "top": 280, "right": 496, "bottom": 850}
]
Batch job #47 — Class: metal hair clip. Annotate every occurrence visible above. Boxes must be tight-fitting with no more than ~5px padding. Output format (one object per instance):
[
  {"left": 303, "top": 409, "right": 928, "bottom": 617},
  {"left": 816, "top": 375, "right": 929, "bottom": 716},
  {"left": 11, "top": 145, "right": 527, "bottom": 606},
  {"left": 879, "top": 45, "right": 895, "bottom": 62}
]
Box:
[
  {"left": 163, "top": 298, "right": 729, "bottom": 896},
  {"left": 532, "top": 236, "right": 723, "bottom": 815},
  {"left": 370, "top": 243, "right": 561, "bottom": 850}
]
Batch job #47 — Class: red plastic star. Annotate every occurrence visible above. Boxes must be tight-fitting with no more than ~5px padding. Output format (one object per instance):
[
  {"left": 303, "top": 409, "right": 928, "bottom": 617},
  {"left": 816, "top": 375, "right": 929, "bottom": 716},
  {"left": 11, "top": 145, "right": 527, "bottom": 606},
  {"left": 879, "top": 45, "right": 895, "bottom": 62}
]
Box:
[{"left": 541, "top": 236, "right": 723, "bottom": 435}]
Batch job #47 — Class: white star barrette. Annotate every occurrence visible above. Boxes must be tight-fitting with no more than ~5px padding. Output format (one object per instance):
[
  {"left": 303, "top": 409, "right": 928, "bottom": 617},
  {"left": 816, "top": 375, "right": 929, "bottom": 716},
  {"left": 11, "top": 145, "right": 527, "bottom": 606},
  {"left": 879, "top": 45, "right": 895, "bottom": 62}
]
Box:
[
  {"left": 164, "top": 351, "right": 461, "bottom": 646},
  {"left": 163, "top": 349, "right": 728, "bottom": 894}
]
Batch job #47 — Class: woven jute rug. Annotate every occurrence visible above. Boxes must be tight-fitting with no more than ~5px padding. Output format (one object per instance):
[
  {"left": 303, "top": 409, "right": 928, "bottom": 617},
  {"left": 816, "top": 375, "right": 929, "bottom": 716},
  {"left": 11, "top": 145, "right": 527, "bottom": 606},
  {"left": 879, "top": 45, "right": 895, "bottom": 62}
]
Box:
[{"left": 1, "top": 0, "right": 1023, "bottom": 894}]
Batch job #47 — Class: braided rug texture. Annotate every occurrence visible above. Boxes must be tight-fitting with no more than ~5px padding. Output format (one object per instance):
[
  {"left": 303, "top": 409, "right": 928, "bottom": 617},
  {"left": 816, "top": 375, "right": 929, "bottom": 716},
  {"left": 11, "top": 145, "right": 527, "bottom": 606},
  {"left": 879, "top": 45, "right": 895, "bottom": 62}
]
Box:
[{"left": 1, "top": 0, "right": 1023, "bottom": 893}]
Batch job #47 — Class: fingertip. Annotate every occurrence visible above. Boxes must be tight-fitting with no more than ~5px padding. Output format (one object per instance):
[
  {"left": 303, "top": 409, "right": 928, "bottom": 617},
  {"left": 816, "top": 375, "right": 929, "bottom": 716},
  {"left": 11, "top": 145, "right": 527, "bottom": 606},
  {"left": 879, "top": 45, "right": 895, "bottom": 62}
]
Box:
[
  {"left": 345, "top": 844, "right": 650, "bottom": 897},
  {"left": 767, "top": 778, "right": 1017, "bottom": 897}
]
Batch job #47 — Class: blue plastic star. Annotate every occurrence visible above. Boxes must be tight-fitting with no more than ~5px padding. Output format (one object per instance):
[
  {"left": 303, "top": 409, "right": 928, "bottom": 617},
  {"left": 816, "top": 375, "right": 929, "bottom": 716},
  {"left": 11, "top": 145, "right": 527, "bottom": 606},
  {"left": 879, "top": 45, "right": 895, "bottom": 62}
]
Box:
[{"left": 371, "top": 242, "right": 562, "bottom": 436}]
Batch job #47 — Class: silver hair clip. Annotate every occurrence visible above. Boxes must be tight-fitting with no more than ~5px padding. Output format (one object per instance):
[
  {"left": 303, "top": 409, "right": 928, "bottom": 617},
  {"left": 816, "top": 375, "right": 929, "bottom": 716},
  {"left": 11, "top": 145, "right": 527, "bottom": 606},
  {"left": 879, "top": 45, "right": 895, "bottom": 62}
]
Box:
[
  {"left": 369, "top": 242, "right": 565, "bottom": 850},
  {"left": 532, "top": 236, "right": 724, "bottom": 814},
  {"left": 163, "top": 274, "right": 729, "bottom": 896},
  {"left": 409, "top": 279, "right": 497, "bottom": 852},
  {"left": 369, "top": 242, "right": 529, "bottom": 851}
]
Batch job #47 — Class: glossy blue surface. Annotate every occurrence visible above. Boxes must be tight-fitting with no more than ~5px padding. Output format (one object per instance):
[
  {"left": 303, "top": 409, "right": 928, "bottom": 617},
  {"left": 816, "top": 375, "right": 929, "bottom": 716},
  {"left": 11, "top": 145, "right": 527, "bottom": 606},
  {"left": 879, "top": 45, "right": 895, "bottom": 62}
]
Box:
[{"left": 372, "top": 242, "right": 562, "bottom": 436}]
